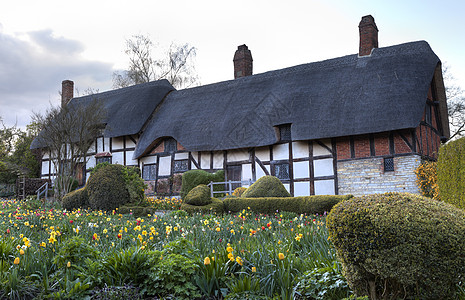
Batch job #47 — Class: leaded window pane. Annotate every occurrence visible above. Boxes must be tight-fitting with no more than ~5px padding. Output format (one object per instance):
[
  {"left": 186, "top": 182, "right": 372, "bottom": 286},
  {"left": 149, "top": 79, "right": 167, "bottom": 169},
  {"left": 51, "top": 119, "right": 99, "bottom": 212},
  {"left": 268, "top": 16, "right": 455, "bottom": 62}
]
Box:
[
  {"left": 164, "top": 138, "right": 177, "bottom": 152},
  {"left": 279, "top": 125, "right": 291, "bottom": 141},
  {"left": 384, "top": 157, "right": 394, "bottom": 172},
  {"left": 143, "top": 165, "right": 157, "bottom": 180},
  {"left": 275, "top": 163, "right": 290, "bottom": 180},
  {"left": 174, "top": 160, "right": 188, "bottom": 173}
]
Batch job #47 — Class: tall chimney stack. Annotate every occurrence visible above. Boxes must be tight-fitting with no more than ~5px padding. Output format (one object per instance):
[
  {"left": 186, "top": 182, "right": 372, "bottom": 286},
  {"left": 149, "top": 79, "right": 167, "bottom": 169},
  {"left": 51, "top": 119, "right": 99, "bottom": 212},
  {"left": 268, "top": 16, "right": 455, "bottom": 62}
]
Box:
[
  {"left": 233, "top": 44, "right": 253, "bottom": 79},
  {"left": 61, "top": 80, "right": 74, "bottom": 107},
  {"left": 358, "top": 15, "right": 378, "bottom": 56}
]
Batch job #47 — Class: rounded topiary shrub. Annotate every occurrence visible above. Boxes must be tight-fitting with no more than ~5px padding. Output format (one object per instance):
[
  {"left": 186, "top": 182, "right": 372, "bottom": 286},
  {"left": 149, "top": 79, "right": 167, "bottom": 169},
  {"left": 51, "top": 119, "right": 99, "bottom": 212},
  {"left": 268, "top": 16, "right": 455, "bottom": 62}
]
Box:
[
  {"left": 241, "top": 176, "right": 290, "bottom": 198},
  {"left": 184, "top": 184, "right": 212, "bottom": 206},
  {"left": 232, "top": 186, "right": 247, "bottom": 197},
  {"left": 180, "top": 169, "right": 225, "bottom": 199},
  {"left": 181, "top": 197, "right": 224, "bottom": 214},
  {"left": 87, "top": 164, "right": 130, "bottom": 211},
  {"left": 326, "top": 192, "right": 465, "bottom": 299},
  {"left": 62, "top": 187, "right": 89, "bottom": 210}
]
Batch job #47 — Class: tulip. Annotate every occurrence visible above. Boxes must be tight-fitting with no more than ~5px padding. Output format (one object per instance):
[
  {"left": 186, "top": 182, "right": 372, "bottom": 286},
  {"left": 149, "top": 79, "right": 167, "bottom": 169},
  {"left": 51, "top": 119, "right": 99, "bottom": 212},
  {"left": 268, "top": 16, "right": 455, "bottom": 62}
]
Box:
[
  {"left": 278, "top": 253, "right": 285, "bottom": 260},
  {"left": 13, "top": 257, "right": 20, "bottom": 265},
  {"left": 204, "top": 257, "right": 211, "bottom": 265}
]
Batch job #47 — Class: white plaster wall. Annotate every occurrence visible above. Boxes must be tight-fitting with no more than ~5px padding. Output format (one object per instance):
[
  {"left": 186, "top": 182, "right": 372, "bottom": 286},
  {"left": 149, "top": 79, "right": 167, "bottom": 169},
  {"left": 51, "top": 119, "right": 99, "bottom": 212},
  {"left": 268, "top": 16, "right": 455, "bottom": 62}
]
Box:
[
  {"left": 112, "top": 152, "right": 124, "bottom": 165},
  {"left": 213, "top": 152, "right": 224, "bottom": 169},
  {"left": 227, "top": 149, "right": 249, "bottom": 162},
  {"left": 201, "top": 152, "right": 211, "bottom": 169},
  {"left": 88, "top": 143, "right": 96, "bottom": 154},
  {"left": 41, "top": 161, "right": 49, "bottom": 175},
  {"left": 126, "top": 151, "right": 138, "bottom": 165},
  {"left": 255, "top": 147, "right": 270, "bottom": 161},
  {"left": 87, "top": 156, "right": 96, "bottom": 169},
  {"left": 126, "top": 137, "right": 136, "bottom": 148},
  {"left": 294, "top": 182, "right": 310, "bottom": 196},
  {"left": 158, "top": 156, "right": 171, "bottom": 176},
  {"left": 313, "top": 140, "right": 332, "bottom": 156},
  {"left": 139, "top": 156, "right": 157, "bottom": 165},
  {"left": 273, "top": 143, "right": 289, "bottom": 160},
  {"left": 175, "top": 153, "right": 189, "bottom": 160},
  {"left": 112, "top": 137, "right": 124, "bottom": 150},
  {"left": 42, "top": 152, "right": 50, "bottom": 159},
  {"left": 104, "top": 138, "right": 110, "bottom": 152},
  {"left": 314, "top": 158, "right": 334, "bottom": 177},
  {"left": 292, "top": 142, "right": 308, "bottom": 159},
  {"left": 50, "top": 160, "right": 56, "bottom": 174},
  {"left": 96, "top": 138, "right": 103, "bottom": 153},
  {"left": 242, "top": 164, "right": 253, "bottom": 184},
  {"left": 293, "top": 161, "right": 309, "bottom": 179},
  {"left": 315, "top": 179, "right": 335, "bottom": 195}
]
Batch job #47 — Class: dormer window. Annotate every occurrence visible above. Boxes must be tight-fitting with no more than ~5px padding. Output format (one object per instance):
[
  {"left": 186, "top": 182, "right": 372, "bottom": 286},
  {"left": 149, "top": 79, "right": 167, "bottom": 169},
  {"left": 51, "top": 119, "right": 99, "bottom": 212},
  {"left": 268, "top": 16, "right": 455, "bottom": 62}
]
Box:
[
  {"left": 164, "top": 138, "right": 177, "bottom": 152},
  {"left": 277, "top": 124, "right": 292, "bottom": 142}
]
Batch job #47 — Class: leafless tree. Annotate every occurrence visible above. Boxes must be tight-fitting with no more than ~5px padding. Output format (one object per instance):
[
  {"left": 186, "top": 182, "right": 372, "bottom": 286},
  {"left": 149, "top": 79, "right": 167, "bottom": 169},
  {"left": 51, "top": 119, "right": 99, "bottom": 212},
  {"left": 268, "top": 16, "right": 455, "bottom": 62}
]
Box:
[
  {"left": 32, "top": 100, "right": 106, "bottom": 200},
  {"left": 444, "top": 65, "right": 465, "bottom": 140},
  {"left": 113, "top": 35, "right": 200, "bottom": 89}
]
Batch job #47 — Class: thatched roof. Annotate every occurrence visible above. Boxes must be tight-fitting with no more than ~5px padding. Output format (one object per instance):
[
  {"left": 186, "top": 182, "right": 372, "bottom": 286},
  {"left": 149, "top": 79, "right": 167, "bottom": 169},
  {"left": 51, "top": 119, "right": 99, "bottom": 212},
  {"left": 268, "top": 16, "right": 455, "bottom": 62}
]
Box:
[{"left": 134, "top": 41, "right": 445, "bottom": 158}]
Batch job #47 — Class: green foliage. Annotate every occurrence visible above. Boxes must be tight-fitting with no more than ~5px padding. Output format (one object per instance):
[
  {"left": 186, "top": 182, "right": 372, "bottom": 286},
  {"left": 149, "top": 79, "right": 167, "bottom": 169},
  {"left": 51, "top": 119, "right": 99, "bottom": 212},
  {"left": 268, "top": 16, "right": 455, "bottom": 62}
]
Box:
[
  {"left": 180, "top": 169, "right": 225, "bottom": 199},
  {"left": 242, "top": 176, "right": 291, "bottom": 198},
  {"left": 87, "top": 164, "right": 130, "bottom": 211},
  {"left": 184, "top": 184, "right": 212, "bottom": 206},
  {"left": 181, "top": 197, "right": 224, "bottom": 214},
  {"left": 224, "top": 195, "right": 352, "bottom": 215},
  {"left": 327, "top": 192, "right": 465, "bottom": 299},
  {"left": 437, "top": 136, "right": 465, "bottom": 208},
  {"left": 53, "top": 236, "right": 98, "bottom": 268},
  {"left": 144, "top": 253, "right": 201, "bottom": 299},
  {"left": 62, "top": 187, "right": 89, "bottom": 210},
  {"left": 295, "top": 261, "right": 351, "bottom": 300},
  {"left": 232, "top": 186, "right": 247, "bottom": 197},
  {"left": 90, "top": 285, "right": 141, "bottom": 299},
  {"left": 117, "top": 205, "right": 155, "bottom": 217}
]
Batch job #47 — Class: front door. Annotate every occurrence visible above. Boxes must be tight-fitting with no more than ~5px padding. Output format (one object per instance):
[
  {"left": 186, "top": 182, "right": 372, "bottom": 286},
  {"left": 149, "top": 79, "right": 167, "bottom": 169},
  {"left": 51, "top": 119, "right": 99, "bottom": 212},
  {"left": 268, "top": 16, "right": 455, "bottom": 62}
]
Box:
[{"left": 227, "top": 165, "right": 242, "bottom": 191}]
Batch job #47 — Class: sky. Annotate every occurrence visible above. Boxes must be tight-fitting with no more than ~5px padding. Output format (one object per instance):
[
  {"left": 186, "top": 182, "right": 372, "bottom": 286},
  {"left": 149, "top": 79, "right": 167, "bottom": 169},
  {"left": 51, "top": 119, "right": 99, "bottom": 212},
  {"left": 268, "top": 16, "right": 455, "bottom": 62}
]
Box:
[{"left": 1, "top": 0, "right": 464, "bottom": 129}]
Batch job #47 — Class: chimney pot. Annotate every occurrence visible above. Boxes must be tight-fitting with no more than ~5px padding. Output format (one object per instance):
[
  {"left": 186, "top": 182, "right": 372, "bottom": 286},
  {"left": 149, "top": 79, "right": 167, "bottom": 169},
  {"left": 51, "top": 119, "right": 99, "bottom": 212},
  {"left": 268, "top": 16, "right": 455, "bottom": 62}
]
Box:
[
  {"left": 61, "top": 80, "right": 74, "bottom": 107},
  {"left": 359, "top": 15, "right": 379, "bottom": 56},
  {"left": 233, "top": 44, "right": 253, "bottom": 79}
]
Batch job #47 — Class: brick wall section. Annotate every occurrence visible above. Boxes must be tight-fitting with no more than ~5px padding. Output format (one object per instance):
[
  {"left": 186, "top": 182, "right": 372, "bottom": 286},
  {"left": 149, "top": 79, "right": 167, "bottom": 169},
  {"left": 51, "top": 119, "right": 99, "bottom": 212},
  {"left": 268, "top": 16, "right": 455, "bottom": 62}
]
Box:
[
  {"left": 337, "top": 155, "right": 421, "bottom": 196},
  {"left": 354, "top": 135, "right": 371, "bottom": 158},
  {"left": 374, "top": 132, "right": 390, "bottom": 155},
  {"left": 336, "top": 137, "right": 351, "bottom": 159},
  {"left": 394, "top": 134, "right": 411, "bottom": 154},
  {"left": 151, "top": 142, "right": 164, "bottom": 154}
]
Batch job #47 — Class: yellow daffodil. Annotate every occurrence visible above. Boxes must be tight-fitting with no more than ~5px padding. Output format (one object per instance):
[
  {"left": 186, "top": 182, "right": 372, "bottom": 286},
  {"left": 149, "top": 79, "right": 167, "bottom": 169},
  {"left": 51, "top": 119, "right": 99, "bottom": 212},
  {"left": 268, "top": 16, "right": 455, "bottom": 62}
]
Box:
[
  {"left": 204, "top": 257, "right": 211, "bottom": 265},
  {"left": 252, "top": 266, "right": 257, "bottom": 273},
  {"left": 13, "top": 257, "right": 20, "bottom": 265},
  {"left": 278, "top": 253, "right": 285, "bottom": 260}
]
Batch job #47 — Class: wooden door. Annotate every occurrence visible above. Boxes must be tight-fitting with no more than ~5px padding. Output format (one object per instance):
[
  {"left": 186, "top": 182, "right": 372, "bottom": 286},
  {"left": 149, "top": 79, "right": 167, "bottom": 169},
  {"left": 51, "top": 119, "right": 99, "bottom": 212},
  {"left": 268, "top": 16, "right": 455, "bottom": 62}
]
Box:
[{"left": 227, "top": 165, "right": 242, "bottom": 190}]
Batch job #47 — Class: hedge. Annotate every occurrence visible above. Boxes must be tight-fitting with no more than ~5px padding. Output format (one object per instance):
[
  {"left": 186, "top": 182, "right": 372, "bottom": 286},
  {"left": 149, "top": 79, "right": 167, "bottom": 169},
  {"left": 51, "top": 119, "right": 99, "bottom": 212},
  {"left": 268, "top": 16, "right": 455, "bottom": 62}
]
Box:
[
  {"left": 183, "top": 184, "right": 212, "bottom": 206},
  {"left": 181, "top": 197, "right": 224, "bottom": 214},
  {"left": 327, "top": 192, "right": 465, "bottom": 299},
  {"left": 223, "top": 195, "right": 352, "bottom": 215},
  {"left": 437, "top": 136, "right": 465, "bottom": 209},
  {"left": 180, "top": 169, "right": 225, "bottom": 199},
  {"left": 241, "top": 175, "right": 291, "bottom": 198}
]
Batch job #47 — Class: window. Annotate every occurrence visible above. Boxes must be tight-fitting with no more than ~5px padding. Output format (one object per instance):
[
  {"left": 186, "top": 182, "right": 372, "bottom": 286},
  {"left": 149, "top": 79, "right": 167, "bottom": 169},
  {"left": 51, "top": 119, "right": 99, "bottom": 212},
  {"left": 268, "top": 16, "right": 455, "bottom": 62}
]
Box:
[
  {"left": 425, "top": 103, "right": 432, "bottom": 125},
  {"left": 174, "top": 160, "right": 188, "bottom": 173},
  {"left": 143, "top": 164, "right": 157, "bottom": 181},
  {"left": 278, "top": 124, "right": 292, "bottom": 141},
  {"left": 96, "top": 156, "right": 111, "bottom": 165},
  {"left": 164, "top": 138, "right": 177, "bottom": 152},
  {"left": 275, "top": 163, "right": 290, "bottom": 180},
  {"left": 384, "top": 157, "right": 394, "bottom": 172}
]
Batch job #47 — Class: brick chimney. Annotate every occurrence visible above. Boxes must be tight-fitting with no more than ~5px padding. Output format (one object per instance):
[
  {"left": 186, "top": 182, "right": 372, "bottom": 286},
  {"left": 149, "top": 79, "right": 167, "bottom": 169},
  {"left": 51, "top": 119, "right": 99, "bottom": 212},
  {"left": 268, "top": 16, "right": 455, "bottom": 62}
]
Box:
[
  {"left": 61, "top": 80, "right": 74, "bottom": 107},
  {"left": 233, "top": 44, "right": 253, "bottom": 79},
  {"left": 358, "top": 15, "right": 378, "bottom": 56}
]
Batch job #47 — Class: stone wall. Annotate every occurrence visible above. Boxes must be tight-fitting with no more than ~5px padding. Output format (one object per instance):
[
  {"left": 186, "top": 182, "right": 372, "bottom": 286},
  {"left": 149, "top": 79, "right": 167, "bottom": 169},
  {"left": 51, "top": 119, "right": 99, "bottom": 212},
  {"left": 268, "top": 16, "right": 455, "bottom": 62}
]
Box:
[{"left": 337, "top": 154, "right": 421, "bottom": 196}]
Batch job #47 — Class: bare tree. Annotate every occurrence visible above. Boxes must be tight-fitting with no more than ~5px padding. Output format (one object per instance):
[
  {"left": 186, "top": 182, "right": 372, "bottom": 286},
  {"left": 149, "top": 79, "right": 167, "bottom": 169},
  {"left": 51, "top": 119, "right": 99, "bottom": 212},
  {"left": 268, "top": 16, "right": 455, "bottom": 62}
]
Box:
[
  {"left": 113, "top": 35, "right": 200, "bottom": 89},
  {"left": 444, "top": 65, "right": 465, "bottom": 140},
  {"left": 32, "top": 100, "right": 106, "bottom": 200}
]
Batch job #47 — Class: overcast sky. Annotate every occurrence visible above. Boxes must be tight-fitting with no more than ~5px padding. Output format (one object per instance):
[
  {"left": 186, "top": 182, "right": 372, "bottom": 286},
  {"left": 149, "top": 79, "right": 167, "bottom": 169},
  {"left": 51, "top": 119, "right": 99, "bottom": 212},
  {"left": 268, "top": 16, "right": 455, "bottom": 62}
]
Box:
[{"left": 1, "top": 0, "right": 464, "bottom": 128}]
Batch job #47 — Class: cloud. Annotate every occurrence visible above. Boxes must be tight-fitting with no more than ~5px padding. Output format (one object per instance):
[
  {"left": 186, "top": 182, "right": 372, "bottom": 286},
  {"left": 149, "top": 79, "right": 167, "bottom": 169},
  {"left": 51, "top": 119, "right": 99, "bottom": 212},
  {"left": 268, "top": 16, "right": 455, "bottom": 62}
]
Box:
[{"left": 0, "top": 26, "right": 114, "bottom": 128}]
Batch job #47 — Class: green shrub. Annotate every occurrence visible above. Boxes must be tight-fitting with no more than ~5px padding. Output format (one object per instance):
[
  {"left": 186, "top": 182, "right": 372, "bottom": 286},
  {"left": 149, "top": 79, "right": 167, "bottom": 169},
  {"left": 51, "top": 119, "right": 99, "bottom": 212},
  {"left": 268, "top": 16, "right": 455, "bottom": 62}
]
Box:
[
  {"left": 87, "top": 164, "right": 130, "bottom": 211},
  {"left": 181, "top": 197, "right": 224, "bottom": 214},
  {"left": 62, "top": 188, "right": 89, "bottom": 210},
  {"left": 180, "top": 169, "right": 224, "bottom": 199},
  {"left": 326, "top": 192, "right": 465, "bottom": 299},
  {"left": 241, "top": 176, "right": 290, "bottom": 198},
  {"left": 53, "top": 236, "right": 98, "bottom": 268},
  {"left": 437, "top": 137, "right": 465, "bottom": 208},
  {"left": 123, "top": 166, "right": 146, "bottom": 204},
  {"left": 232, "top": 187, "right": 247, "bottom": 197},
  {"left": 184, "top": 184, "right": 212, "bottom": 206},
  {"left": 224, "top": 195, "right": 351, "bottom": 215}
]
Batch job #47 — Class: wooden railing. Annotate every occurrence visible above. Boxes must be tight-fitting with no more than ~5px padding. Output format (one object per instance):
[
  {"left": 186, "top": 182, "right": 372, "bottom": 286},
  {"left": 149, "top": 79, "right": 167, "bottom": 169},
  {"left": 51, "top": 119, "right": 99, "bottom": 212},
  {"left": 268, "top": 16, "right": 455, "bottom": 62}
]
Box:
[{"left": 207, "top": 179, "right": 254, "bottom": 197}]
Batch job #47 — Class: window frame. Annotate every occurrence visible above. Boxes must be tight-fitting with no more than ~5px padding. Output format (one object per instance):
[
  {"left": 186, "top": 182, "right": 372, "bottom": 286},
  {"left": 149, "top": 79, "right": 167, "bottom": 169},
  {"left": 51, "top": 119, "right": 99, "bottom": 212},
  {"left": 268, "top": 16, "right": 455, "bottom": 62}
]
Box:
[
  {"left": 173, "top": 159, "right": 188, "bottom": 173},
  {"left": 164, "top": 138, "right": 177, "bottom": 153},
  {"left": 274, "top": 162, "right": 290, "bottom": 180},
  {"left": 142, "top": 164, "right": 157, "bottom": 181},
  {"left": 383, "top": 157, "right": 394, "bottom": 172}
]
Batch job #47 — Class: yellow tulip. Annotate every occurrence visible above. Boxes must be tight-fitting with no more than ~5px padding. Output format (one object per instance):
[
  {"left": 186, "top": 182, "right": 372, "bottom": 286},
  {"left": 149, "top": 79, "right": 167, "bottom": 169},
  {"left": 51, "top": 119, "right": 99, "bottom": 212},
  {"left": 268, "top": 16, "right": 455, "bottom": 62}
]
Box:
[
  {"left": 67, "top": 261, "right": 71, "bottom": 268},
  {"left": 252, "top": 266, "right": 257, "bottom": 273},
  {"left": 278, "top": 253, "right": 285, "bottom": 260},
  {"left": 19, "top": 249, "right": 24, "bottom": 255},
  {"left": 204, "top": 257, "right": 211, "bottom": 265},
  {"left": 13, "top": 257, "right": 20, "bottom": 265}
]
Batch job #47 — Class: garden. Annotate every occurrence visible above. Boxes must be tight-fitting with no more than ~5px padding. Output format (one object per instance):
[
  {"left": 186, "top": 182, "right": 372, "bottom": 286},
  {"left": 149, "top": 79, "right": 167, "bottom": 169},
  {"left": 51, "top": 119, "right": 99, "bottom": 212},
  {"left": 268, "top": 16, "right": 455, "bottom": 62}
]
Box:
[{"left": 1, "top": 138, "right": 465, "bottom": 299}]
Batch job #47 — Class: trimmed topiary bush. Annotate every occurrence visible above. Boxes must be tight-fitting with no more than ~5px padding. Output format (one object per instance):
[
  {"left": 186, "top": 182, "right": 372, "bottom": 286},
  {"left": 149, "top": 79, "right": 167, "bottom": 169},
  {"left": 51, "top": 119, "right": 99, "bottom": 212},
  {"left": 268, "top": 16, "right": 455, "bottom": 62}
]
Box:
[
  {"left": 184, "top": 184, "right": 212, "bottom": 206},
  {"left": 87, "top": 164, "right": 130, "bottom": 211},
  {"left": 224, "top": 195, "right": 351, "bottom": 215},
  {"left": 241, "top": 176, "right": 290, "bottom": 198},
  {"left": 232, "top": 187, "right": 247, "bottom": 197},
  {"left": 62, "top": 187, "right": 89, "bottom": 210},
  {"left": 437, "top": 136, "right": 465, "bottom": 208},
  {"left": 180, "top": 169, "right": 224, "bottom": 199},
  {"left": 181, "top": 197, "right": 224, "bottom": 214},
  {"left": 327, "top": 192, "right": 465, "bottom": 299}
]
